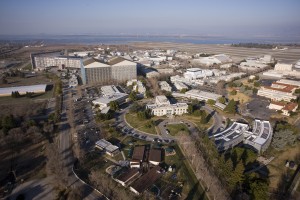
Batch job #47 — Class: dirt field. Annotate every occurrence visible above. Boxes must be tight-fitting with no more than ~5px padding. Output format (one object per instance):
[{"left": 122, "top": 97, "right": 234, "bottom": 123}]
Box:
[{"left": 227, "top": 88, "right": 252, "bottom": 103}]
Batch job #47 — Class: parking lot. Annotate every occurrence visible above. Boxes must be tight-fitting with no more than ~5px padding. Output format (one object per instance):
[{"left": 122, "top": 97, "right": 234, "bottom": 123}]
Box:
[{"left": 246, "top": 95, "right": 276, "bottom": 120}]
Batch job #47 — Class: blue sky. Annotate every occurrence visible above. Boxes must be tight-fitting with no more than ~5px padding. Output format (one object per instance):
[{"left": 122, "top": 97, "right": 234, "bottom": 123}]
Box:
[{"left": 0, "top": 0, "right": 299, "bottom": 37}]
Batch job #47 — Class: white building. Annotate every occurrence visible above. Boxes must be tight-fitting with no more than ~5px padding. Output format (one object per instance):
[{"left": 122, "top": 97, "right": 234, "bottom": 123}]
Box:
[
  {"left": 191, "top": 54, "right": 232, "bottom": 67},
  {"left": 95, "top": 139, "right": 120, "bottom": 156},
  {"left": 146, "top": 95, "right": 188, "bottom": 116},
  {"left": 101, "top": 85, "right": 121, "bottom": 96},
  {"left": 184, "top": 68, "right": 213, "bottom": 80},
  {"left": 173, "top": 81, "right": 188, "bottom": 91},
  {"left": 173, "top": 89, "right": 221, "bottom": 102},
  {"left": 239, "top": 60, "right": 268, "bottom": 71},
  {"left": 159, "top": 81, "right": 172, "bottom": 92},
  {"left": 92, "top": 93, "right": 128, "bottom": 110},
  {"left": 257, "top": 81, "right": 298, "bottom": 102},
  {"left": 127, "top": 79, "right": 146, "bottom": 95},
  {"left": 211, "top": 120, "right": 273, "bottom": 153},
  {"left": 274, "top": 63, "right": 293, "bottom": 71}
]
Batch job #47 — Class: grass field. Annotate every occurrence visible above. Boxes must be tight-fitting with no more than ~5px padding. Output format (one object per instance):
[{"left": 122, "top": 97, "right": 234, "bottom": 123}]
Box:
[
  {"left": 125, "top": 113, "right": 161, "bottom": 135},
  {"left": 179, "top": 113, "right": 213, "bottom": 131},
  {"left": 166, "top": 124, "right": 190, "bottom": 136},
  {"left": 267, "top": 145, "right": 300, "bottom": 189},
  {"left": 164, "top": 145, "right": 207, "bottom": 200}
]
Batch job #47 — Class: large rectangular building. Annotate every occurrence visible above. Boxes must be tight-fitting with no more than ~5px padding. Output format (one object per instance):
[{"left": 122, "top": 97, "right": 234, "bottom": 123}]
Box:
[
  {"left": 82, "top": 57, "right": 137, "bottom": 85},
  {"left": 31, "top": 52, "right": 82, "bottom": 70}
]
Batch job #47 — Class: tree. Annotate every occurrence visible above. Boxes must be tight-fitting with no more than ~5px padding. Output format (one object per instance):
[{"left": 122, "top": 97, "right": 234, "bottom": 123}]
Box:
[
  {"left": 11, "top": 91, "right": 21, "bottom": 98},
  {"left": 129, "top": 102, "right": 141, "bottom": 113},
  {"left": 188, "top": 104, "right": 194, "bottom": 114},
  {"left": 252, "top": 88, "right": 258, "bottom": 94},
  {"left": 129, "top": 91, "right": 138, "bottom": 101},
  {"left": 180, "top": 88, "right": 188, "bottom": 93},
  {"left": 109, "top": 101, "right": 119, "bottom": 111},
  {"left": 25, "top": 92, "right": 34, "bottom": 98},
  {"left": 207, "top": 99, "right": 216, "bottom": 105},
  {"left": 254, "top": 81, "right": 260, "bottom": 87},
  {"left": 145, "top": 90, "right": 153, "bottom": 98},
  {"left": 200, "top": 110, "right": 208, "bottom": 124},
  {"left": 2, "top": 115, "right": 17, "bottom": 135},
  {"left": 230, "top": 90, "right": 237, "bottom": 95},
  {"left": 224, "top": 99, "right": 237, "bottom": 114},
  {"left": 249, "top": 180, "right": 269, "bottom": 200},
  {"left": 216, "top": 80, "right": 226, "bottom": 95},
  {"left": 218, "top": 97, "right": 226, "bottom": 104},
  {"left": 271, "top": 129, "right": 297, "bottom": 150},
  {"left": 295, "top": 88, "right": 300, "bottom": 94}
]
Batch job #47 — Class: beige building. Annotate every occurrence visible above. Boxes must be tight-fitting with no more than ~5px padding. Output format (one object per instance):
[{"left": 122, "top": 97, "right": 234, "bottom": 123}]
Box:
[{"left": 82, "top": 57, "right": 137, "bottom": 85}]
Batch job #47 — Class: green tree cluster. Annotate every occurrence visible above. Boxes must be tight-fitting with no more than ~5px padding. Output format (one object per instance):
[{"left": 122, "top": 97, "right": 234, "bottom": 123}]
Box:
[
  {"left": 218, "top": 97, "right": 226, "bottom": 104},
  {"left": 96, "top": 111, "right": 114, "bottom": 121},
  {"left": 224, "top": 99, "right": 237, "bottom": 114},
  {"left": 137, "top": 109, "right": 152, "bottom": 120},
  {"left": 1, "top": 115, "right": 17, "bottom": 135},
  {"left": 230, "top": 90, "right": 237, "bottom": 95},
  {"left": 206, "top": 99, "right": 216, "bottom": 105},
  {"left": 129, "top": 91, "right": 138, "bottom": 101},
  {"left": 109, "top": 101, "right": 119, "bottom": 111}
]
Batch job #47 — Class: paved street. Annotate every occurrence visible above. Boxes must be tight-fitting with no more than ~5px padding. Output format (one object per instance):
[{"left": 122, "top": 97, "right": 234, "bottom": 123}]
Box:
[
  {"left": 58, "top": 84, "right": 106, "bottom": 200},
  {"left": 115, "top": 102, "right": 224, "bottom": 142}
]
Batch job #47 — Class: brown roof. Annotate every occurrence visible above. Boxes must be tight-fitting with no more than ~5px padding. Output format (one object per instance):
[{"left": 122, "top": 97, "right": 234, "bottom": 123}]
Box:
[
  {"left": 263, "top": 85, "right": 297, "bottom": 93},
  {"left": 283, "top": 102, "right": 298, "bottom": 111},
  {"left": 116, "top": 168, "right": 140, "bottom": 183},
  {"left": 132, "top": 146, "right": 145, "bottom": 161},
  {"left": 149, "top": 149, "right": 162, "bottom": 162},
  {"left": 130, "top": 166, "right": 162, "bottom": 194}
]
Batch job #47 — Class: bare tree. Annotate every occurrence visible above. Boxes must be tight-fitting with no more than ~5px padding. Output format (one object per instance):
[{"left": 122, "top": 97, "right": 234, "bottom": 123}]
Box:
[{"left": 46, "top": 143, "right": 68, "bottom": 188}]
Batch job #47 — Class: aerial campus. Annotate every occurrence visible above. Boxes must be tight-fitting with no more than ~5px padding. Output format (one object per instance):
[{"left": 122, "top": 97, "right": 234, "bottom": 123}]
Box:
[{"left": 1, "top": 1, "right": 300, "bottom": 200}]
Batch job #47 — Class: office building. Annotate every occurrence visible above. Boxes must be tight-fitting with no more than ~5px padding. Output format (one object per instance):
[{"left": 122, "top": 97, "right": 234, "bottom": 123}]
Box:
[
  {"left": 184, "top": 68, "right": 213, "bottom": 80},
  {"left": 211, "top": 120, "right": 273, "bottom": 153},
  {"left": 31, "top": 51, "right": 82, "bottom": 70},
  {"left": 257, "top": 81, "right": 299, "bottom": 101},
  {"left": 159, "top": 81, "right": 172, "bottom": 92},
  {"left": 146, "top": 95, "right": 188, "bottom": 116},
  {"left": 95, "top": 139, "right": 120, "bottom": 157}
]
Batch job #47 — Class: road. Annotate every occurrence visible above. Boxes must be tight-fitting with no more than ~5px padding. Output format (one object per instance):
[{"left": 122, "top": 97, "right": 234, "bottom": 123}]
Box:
[
  {"left": 116, "top": 103, "right": 175, "bottom": 143},
  {"left": 58, "top": 84, "right": 106, "bottom": 200},
  {"left": 116, "top": 102, "right": 224, "bottom": 142},
  {"left": 202, "top": 106, "right": 224, "bottom": 136}
]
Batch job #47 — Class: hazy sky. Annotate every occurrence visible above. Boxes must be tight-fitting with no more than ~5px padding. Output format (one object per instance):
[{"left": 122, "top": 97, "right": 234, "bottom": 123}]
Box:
[{"left": 0, "top": 0, "right": 300, "bottom": 37}]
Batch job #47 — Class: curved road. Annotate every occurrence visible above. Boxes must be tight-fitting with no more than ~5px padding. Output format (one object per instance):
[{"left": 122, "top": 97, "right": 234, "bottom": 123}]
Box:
[{"left": 116, "top": 102, "right": 224, "bottom": 141}]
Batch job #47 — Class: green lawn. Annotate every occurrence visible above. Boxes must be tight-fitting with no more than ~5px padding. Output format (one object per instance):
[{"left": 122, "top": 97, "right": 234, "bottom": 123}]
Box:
[
  {"left": 166, "top": 123, "right": 190, "bottom": 136},
  {"left": 125, "top": 113, "right": 158, "bottom": 134},
  {"left": 179, "top": 112, "right": 213, "bottom": 131},
  {"left": 164, "top": 145, "right": 207, "bottom": 200}
]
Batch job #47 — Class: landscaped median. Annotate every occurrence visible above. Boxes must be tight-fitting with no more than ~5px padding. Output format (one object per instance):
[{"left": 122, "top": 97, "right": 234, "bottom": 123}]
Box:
[{"left": 125, "top": 112, "right": 166, "bottom": 135}]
